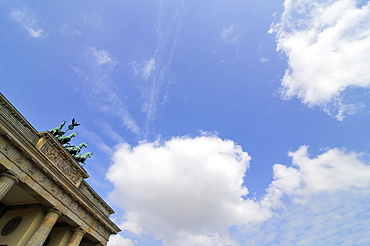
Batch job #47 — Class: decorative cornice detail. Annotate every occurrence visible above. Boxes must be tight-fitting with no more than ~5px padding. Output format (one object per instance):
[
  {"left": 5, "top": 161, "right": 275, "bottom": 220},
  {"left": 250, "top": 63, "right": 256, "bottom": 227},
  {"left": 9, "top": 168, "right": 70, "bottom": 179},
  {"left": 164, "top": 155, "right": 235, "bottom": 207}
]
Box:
[
  {"left": 36, "top": 132, "right": 88, "bottom": 187},
  {"left": 0, "top": 136, "right": 119, "bottom": 242}
]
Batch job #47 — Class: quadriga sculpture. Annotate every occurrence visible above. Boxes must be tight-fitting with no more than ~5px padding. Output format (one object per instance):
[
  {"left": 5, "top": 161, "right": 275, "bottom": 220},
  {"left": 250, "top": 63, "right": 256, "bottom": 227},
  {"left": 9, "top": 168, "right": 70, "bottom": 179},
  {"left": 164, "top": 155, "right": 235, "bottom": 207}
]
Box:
[
  {"left": 65, "top": 142, "right": 88, "bottom": 156},
  {"left": 49, "top": 120, "right": 66, "bottom": 138},
  {"left": 56, "top": 132, "right": 78, "bottom": 145},
  {"left": 73, "top": 152, "right": 93, "bottom": 166}
]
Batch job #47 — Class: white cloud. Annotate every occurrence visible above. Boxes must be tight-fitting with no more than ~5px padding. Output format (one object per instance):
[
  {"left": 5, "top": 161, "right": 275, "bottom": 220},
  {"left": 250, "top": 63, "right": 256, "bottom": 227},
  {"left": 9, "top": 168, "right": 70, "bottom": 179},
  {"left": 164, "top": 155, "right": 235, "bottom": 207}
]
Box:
[
  {"left": 59, "top": 24, "right": 82, "bottom": 36},
  {"left": 271, "top": 0, "right": 370, "bottom": 120},
  {"left": 107, "top": 140, "right": 370, "bottom": 245},
  {"left": 107, "top": 234, "right": 136, "bottom": 246},
  {"left": 258, "top": 57, "right": 269, "bottom": 63},
  {"left": 142, "top": 58, "right": 156, "bottom": 79},
  {"left": 79, "top": 127, "right": 113, "bottom": 156},
  {"left": 176, "top": 232, "right": 238, "bottom": 246},
  {"left": 135, "top": 0, "right": 185, "bottom": 137},
  {"left": 242, "top": 190, "right": 370, "bottom": 245},
  {"left": 268, "top": 146, "right": 370, "bottom": 199},
  {"left": 83, "top": 12, "right": 102, "bottom": 29},
  {"left": 107, "top": 135, "right": 271, "bottom": 245},
  {"left": 89, "top": 47, "right": 118, "bottom": 67},
  {"left": 129, "top": 58, "right": 156, "bottom": 80},
  {"left": 10, "top": 8, "right": 46, "bottom": 38},
  {"left": 221, "top": 25, "right": 240, "bottom": 45},
  {"left": 252, "top": 145, "right": 370, "bottom": 245},
  {"left": 72, "top": 47, "right": 141, "bottom": 135}
]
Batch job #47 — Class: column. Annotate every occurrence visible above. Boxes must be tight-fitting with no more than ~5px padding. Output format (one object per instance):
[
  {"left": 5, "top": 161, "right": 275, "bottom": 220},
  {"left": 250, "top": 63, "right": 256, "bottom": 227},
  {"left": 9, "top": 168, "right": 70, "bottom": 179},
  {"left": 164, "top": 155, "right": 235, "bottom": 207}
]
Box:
[
  {"left": 25, "top": 208, "right": 61, "bottom": 246},
  {"left": 67, "top": 228, "right": 85, "bottom": 246},
  {"left": 0, "top": 172, "right": 18, "bottom": 200}
]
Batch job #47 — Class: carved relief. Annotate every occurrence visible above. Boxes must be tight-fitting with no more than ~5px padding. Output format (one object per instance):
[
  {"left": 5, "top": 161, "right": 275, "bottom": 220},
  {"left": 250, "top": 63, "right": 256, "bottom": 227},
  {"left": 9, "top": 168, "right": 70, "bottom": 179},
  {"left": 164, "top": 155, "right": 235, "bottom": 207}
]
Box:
[
  {"left": 40, "top": 143, "right": 59, "bottom": 163},
  {"left": 40, "top": 141, "right": 81, "bottom": 185},
  {"left": 104, "top": 228, "right": 110, "bottom": 238},
  {"left": 60, "top": 192, "right": 66, "bottom": 200},
  {"left": 0, "top": 137, "right": 114, "bottom": 240},
  {"left": 2, "top": 143, "right": 13, "bottom": 153},
  {"left": 38, "top": 175, "right": 47, "bottom": 184},
  {"left": 76, "top": 205, "right": 82, "bottom": 214},
  {"left": 83, "top": 211, "right": 89, "bottom": 220},
  {"left": 79, "top": 183, "right": 111, "bottom": 217},
  {"left": 50, "top": 183, "right": 57, "bottom": 193},
  {"left": 15, "top": 154, "right": 24, "bottom": 164},
  {"left": 0, "top": 136, "right": 5, "bottom": 145},
  {"left": 27, "top": 164, "right": 38, "bottom": 176},
  {"left": 90, "top": 218, "right": 96, "bottom": 228}
]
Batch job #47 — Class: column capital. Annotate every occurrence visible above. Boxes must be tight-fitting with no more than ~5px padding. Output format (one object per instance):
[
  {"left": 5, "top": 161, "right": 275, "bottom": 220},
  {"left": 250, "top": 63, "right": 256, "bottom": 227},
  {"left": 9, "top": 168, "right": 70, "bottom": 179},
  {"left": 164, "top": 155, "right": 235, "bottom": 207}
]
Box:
[
  {"left": 25, "top": 208, "right": 62, "bottom": 246},
  {"left": 72, "top": 227, "right": 85, "bottom": 234},
  {"left": 45, "top": 208, "right": 62, "bottom": 216},
  {"left": 0, "top": 172, "right": 19, "bottom": 201},
  {"left": 67, "top": 227, "right": 86, "bottom": 246},
  {"left": 0, "top": 172, "right": 19, "bottom": 184}
]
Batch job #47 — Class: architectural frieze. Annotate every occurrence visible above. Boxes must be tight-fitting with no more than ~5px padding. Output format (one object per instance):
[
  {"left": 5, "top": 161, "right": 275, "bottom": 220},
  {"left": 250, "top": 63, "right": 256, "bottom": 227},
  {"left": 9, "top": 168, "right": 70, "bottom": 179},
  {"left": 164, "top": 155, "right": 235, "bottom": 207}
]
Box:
[
  {"left": 0, "top": 135, "right": 114, "bottom": 242},
  {"left": 36, "top": 132, "right": 88, "bottom": 187}
]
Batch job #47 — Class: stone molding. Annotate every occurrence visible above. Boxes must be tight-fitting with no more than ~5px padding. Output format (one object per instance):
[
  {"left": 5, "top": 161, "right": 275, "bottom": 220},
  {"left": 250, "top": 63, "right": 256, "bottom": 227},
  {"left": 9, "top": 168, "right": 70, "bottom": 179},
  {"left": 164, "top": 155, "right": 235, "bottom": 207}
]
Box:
[
  {"left": 0, "top": 136, "right": 118, "bottom": 243},
  {"left": 0, "top": 94, "right": 39, "bottom": 145},
  {"left": 79, "top": 182, "right": 114, "bottom": 217},
  {"left": 36, "top": 132, "right": 88, "bottom": 187},
  {"left": 0, "top": 172, "right": 19, "bottom": 185}
]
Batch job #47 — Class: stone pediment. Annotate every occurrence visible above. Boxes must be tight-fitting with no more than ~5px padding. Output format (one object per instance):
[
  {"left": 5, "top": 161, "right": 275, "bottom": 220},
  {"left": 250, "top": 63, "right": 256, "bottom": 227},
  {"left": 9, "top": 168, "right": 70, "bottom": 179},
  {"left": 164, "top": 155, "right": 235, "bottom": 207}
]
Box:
[{"left": 36, "top": 131, "right": 89, "bottom": 187}]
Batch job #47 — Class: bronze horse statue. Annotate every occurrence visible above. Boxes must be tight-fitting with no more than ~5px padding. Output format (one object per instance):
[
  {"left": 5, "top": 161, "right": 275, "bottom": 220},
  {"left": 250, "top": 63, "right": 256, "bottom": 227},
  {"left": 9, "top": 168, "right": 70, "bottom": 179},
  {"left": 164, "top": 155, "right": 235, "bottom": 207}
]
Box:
[
  {"left": 57, "top": 132, "right": 78, "bottom": 145},
  {"left": 73, "top": 152, "right": 93, "bottom": 165},
  {"left": 49, "top": 120, "right": 67, "bottom": 137},
  {"left": 65, "top": 142, "right": 88, "bottom": 156}
]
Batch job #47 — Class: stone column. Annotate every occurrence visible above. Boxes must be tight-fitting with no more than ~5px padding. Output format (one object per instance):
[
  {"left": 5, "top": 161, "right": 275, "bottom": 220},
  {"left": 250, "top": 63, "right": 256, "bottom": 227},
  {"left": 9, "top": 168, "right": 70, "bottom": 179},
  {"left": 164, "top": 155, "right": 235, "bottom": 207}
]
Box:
[
  {"left": 67, "top": 228, "right": 85, "bottom": 246},
  {"left": 25, "top": 208, "right": 61, "bottom": 246},
  {"left": 0, "top": 172, "right": 18, "bottom": 200}
]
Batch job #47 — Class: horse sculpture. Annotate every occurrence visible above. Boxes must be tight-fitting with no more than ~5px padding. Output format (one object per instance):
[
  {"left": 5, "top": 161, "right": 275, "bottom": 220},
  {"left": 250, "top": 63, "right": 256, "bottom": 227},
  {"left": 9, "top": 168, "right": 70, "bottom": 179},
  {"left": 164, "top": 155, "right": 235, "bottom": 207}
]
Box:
[
  {"left": 73, "top": 152, "right": 93, "bottom": 166},
  {"left": 49, "top": 120, "right": 67, "bottom": 137},
  {"left": 56, "top": 132, "right": 78, "bottom": 145},
  {"left": 65, "top": 142, "right": 88, "bottom": 156},
  {"left": 49, "top": 119, "right": 92, "bottom": 166}
]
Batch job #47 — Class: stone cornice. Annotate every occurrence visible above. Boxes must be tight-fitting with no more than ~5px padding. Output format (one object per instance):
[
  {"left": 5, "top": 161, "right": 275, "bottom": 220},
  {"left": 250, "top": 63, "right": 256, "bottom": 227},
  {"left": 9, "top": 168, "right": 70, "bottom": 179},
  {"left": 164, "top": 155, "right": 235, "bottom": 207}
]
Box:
[
  {"left": 0, "top": 93, "right": 121, "bottom": 244},
  {"left": 79, "top": 181, "right": 115, "bottom": 216},
  {"left": 36, "top": 131, "right": 89, "bottom": 187},
  {"left": 0, "top": 135, "right": 120, "bottom": 243},
  {"left": 0, "top": 94, "right": 39, "bottom": 144},
  {"left": 36, "top": 132, "right": 115, "bottom": 217}
]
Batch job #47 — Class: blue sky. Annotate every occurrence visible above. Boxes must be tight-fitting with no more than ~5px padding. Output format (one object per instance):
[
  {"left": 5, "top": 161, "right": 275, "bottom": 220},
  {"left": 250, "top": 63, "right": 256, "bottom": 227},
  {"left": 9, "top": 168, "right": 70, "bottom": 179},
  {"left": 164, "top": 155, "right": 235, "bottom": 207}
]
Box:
[{"left": 1, "top": 0, "right": 370, "bottom": 245}]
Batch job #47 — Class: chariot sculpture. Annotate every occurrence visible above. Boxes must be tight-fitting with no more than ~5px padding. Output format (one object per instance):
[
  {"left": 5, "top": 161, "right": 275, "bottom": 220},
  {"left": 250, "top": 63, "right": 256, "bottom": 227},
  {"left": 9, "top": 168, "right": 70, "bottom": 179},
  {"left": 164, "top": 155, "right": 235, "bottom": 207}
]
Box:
[{"left": 49, "top": 119, "right": 92, "bottom": 165}]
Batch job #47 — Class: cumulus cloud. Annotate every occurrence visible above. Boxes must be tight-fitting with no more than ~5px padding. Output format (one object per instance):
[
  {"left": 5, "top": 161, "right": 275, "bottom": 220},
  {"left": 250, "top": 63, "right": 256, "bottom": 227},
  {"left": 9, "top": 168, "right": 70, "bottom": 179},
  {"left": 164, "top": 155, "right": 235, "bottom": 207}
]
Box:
[
  {"left": 10, "top": 8, "right": 46, "bottom": 38},
  {"left": 246, "top": 146, "right": 370, "bottom": 245},
  {"left": 265, "top": 146, "right": 370, "bottom": 205},
  {"left": 107, "top": 139, "right": 370, "bottom": 245},
  {"left": 242, "top": 191, "right": 370, "bottom": 245},
  {"left": 271, "top": 0, "right": 370, "bottom": 120},
  {"left": 107, "top": 135, "right": 271, "bottom": 245},
  {"left": 107, "top": 234, "right": 135, "bottom": 246}
]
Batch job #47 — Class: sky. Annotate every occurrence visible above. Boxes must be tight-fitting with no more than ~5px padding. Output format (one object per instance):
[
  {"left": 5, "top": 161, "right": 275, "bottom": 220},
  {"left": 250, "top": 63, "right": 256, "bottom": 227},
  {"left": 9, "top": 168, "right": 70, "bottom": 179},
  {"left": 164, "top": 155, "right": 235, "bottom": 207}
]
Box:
[{"left": 1, "top": 0, "right": 370, "bottom": 245}]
